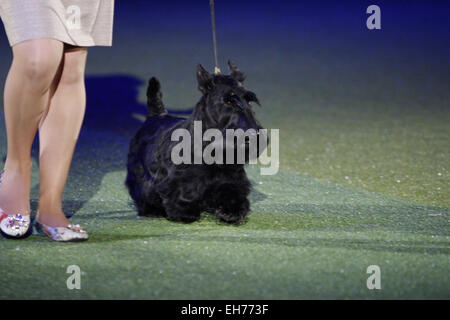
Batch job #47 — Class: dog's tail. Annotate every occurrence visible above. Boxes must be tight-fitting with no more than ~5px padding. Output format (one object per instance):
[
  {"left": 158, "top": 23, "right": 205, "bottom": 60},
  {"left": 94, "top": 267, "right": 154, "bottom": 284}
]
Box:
[{"left": 146, "top": 77, "right": 167, "bottom": 116}]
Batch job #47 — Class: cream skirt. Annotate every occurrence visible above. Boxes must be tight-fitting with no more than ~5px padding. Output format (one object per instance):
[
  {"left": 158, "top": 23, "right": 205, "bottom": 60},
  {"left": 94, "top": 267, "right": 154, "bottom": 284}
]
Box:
[{"left": 0, "top": 0, "right": 114, "bottom": 47}]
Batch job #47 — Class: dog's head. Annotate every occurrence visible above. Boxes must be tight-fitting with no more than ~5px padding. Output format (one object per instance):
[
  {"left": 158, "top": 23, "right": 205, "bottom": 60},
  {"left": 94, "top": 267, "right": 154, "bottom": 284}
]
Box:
[
  {"left": 195, "top": 61, "right": 262, "bottom": 131},
  {"left": 193, "top": 61, "right": 266, "bottom": 163}
]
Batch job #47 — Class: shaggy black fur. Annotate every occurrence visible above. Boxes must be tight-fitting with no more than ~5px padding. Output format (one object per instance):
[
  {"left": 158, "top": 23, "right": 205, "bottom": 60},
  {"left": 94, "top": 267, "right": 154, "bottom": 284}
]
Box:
[{"left": 126, "top": 61, "right": 266, "bottom": 224}]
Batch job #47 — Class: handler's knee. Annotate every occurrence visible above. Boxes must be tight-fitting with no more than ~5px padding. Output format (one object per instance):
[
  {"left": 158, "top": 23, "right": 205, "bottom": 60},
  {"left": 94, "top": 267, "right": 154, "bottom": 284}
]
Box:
[{"left": 12, "top": 40, "right": 63, "bottom": 93}]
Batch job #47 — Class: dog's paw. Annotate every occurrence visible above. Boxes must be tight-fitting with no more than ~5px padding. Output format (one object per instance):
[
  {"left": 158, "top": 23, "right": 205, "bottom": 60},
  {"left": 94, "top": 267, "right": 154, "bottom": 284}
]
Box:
[{"left": 214, "top": 208, "right": 246, "bottom": 225}]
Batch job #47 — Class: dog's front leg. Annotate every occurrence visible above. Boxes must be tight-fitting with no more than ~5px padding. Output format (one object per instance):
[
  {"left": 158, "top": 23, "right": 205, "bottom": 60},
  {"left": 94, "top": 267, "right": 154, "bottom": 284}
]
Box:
[{"left": 207, "top": 182, "right": 250, "bottom": 224}]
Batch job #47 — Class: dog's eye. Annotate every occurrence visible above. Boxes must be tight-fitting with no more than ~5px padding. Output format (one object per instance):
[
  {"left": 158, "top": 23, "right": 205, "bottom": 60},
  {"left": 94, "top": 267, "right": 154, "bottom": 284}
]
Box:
[
  {"left": 205, "top": 82, "right": 214, "bottom": 91},
  {"left": 224, "top": 93, "right": 237, "bottom": 106},
  {"left": 224, "top": 93, "right": 244, "bottom": 110}
]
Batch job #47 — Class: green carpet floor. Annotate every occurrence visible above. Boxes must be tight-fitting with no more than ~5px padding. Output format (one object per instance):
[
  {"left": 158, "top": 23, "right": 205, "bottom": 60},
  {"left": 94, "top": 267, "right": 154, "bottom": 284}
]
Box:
[{"left": 0, "top": 165, "right": 448, "bottom": 299}]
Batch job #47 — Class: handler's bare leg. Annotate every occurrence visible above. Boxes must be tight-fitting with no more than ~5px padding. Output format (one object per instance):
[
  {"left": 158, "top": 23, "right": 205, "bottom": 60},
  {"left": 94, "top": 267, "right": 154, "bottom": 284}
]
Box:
[
  {"left": 37, "top": 47, "right": 88, "bottom": 227},
  {"left": 0, "top": 39, "right": 63, "bottom": 216}
]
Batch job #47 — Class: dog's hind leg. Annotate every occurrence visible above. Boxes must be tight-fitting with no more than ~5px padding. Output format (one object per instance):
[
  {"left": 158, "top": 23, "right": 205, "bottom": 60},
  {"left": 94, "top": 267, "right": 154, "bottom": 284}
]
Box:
[
  {"left": 146, "top": 77, "right": 167, "bottom": 116},
  {"left": 139, "top": 202, "right": 166, "bottom": 218}
]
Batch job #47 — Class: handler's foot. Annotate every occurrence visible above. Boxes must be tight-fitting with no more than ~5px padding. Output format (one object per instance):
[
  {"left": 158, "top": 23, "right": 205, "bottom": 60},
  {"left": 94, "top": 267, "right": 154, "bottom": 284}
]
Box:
[
  {"left": 35, "top": 209, "right": 71, "bottom": 227},
  {"left": 37, "top": 196, "right": 72, "bottom": 227},
  {"left": 35, "top": 210, "right": 88, "bottom": 242},
  {"left": 0, "top": 169, "right": 32, "bottom": 239}
]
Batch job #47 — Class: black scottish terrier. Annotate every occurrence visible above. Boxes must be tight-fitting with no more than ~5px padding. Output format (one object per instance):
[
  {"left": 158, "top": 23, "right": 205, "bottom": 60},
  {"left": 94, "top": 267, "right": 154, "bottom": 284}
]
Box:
[{"left": 126, "top": 61, "right": 265, "bottom": 224}]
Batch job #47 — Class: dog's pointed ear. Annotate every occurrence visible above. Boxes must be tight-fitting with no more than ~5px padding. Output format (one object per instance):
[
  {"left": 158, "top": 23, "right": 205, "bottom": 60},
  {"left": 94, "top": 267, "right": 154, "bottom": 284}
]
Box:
[
  {"left": 228, "top": 60, "right": 246, "bottom": 83},
  {"left": 197, "top": 64, "right": 214, "bottom": 94}
]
